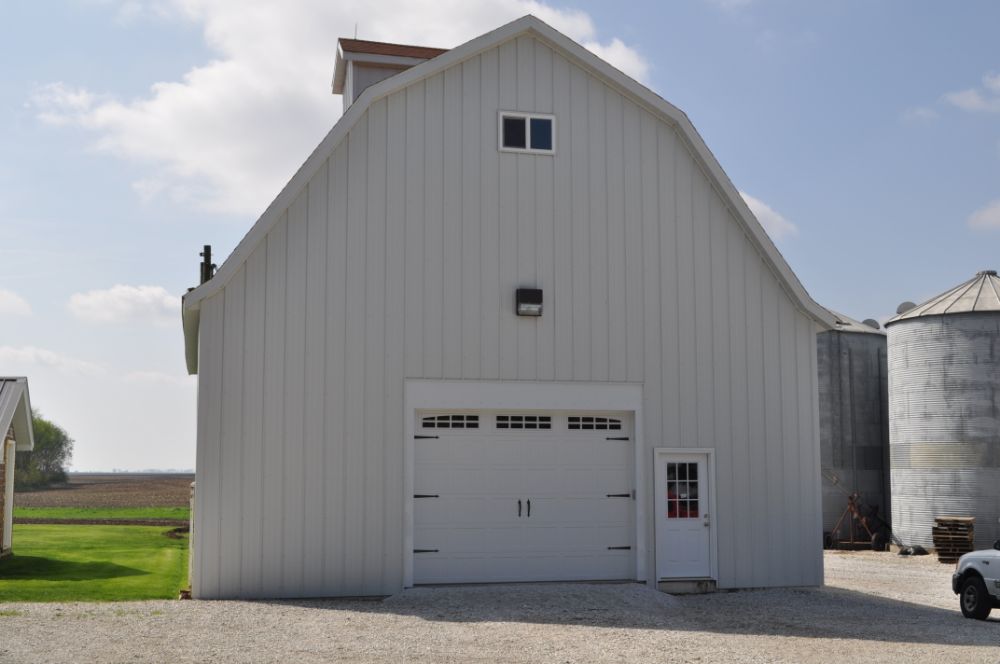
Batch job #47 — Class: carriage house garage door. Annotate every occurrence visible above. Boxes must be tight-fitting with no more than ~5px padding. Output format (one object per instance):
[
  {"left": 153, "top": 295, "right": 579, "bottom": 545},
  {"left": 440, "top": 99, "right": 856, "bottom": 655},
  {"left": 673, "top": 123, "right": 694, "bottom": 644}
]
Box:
[{"left": 413, "top": 411, "right": 635, "bottom": 584}]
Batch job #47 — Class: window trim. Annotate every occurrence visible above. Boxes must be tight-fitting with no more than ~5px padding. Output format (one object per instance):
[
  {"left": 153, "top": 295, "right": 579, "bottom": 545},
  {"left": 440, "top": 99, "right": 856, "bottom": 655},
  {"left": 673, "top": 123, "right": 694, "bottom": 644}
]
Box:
[{"left": 497, "top": 111, "right": 556, "bottom": 155}]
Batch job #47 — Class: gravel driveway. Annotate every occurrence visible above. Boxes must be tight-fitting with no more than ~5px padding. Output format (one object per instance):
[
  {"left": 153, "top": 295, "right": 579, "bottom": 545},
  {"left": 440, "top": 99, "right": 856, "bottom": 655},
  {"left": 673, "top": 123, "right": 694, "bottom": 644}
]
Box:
[{"left": 1, "top": 551, "right": 997, "bottom": 663}]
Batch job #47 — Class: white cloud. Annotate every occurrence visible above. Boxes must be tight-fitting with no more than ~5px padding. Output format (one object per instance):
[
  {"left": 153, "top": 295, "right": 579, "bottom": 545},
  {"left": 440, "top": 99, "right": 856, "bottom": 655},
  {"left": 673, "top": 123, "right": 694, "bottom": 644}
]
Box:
[
  {"left": 584, "top": 38, "right": 649, "bottom": 82},
  {"left": 0, "top": 346, "right": 106, "bottom": 376},
  {"left": 0, "top": 289, "right": 32, "bottom": 316},
  {"left": 944, "top": 72, "right": 1000, "bottom": 113},
  {"left": 740, "top": 191, "right": 798, "bottom": 240},
  {"left": 902, "top": 106, "right": 938, "bottom": 123},
  {"left": 68, "top": 284, "right": 180, "bottom": 324},
  {"left": 968, "top": 199, "right": 1000, "bottom": 230},
  {"left": 982, "top": 72, "right": 1000, "bottom": 94},
  {"left": 30, "top": 0, "right": 648, "bottom": 216},
  {"left": 29, "top": 82, "right": 98, "bottom": 125}
]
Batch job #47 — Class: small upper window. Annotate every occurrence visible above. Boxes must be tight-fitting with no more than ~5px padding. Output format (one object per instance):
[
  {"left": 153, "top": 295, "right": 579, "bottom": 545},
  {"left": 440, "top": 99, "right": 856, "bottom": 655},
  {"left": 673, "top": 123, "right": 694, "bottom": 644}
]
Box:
[
  {"left": 502, "top": 116, "right": 527, "bottom": 149},
  {"left": 499, "top": 112, "right": 555, "bottom": 154}
]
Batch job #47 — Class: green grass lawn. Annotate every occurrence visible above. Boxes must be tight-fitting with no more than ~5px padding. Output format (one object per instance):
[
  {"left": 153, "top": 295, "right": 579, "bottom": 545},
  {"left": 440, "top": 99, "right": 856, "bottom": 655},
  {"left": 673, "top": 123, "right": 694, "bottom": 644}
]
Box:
[
  {"left": 14, "top": 506, "right": 190, "bottom": 522},
  {"left": 0, "top": 525, "right": 188, "bottom": 602}
]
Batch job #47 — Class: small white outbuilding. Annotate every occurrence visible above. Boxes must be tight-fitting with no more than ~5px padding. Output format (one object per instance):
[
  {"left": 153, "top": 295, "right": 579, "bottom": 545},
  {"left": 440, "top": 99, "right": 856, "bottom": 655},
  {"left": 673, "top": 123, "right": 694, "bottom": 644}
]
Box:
[
  {"left": 182, "top": 15, "right": 835, "bottom": 599},
  {"left": 0, "top": 377, "right": 34, "bottom": 558}
]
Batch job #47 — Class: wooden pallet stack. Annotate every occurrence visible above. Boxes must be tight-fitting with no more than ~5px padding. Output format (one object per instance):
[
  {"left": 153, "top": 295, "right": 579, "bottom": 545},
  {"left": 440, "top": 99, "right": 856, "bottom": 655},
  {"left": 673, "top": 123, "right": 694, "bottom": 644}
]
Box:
[{"left": 932, "top": 516, "right": 975, "bottom": 563}]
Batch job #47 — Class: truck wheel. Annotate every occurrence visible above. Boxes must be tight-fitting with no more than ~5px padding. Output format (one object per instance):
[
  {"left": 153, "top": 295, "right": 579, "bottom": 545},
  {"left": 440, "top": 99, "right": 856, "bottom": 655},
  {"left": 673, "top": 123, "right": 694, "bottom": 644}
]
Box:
[{"left": 959, "top": 576, "right": 992, "bottom": 620}]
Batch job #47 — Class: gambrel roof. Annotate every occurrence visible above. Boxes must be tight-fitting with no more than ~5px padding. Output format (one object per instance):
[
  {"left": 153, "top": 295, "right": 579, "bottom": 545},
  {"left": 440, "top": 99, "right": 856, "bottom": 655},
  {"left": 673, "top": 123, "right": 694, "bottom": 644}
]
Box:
[
  {"left": 0, "top": 377, "right": 34, "bottom": 451},
  {"left": 182, "top": 15, "right": 835, "bottom": 373}
]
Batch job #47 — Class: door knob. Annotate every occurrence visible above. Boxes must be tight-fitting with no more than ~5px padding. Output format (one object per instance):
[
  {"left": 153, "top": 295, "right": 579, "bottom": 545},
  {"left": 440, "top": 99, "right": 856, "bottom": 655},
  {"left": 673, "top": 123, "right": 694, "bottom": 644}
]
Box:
[{"left": 703, "top": 512, "right": 710, "bottom": 528}]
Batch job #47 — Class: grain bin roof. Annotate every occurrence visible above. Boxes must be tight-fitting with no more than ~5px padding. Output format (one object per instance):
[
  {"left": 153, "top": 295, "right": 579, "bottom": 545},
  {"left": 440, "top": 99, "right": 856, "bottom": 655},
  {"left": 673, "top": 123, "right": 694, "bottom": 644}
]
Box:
[
  {"left": 0, "top": 377, "right": 34, "bottom": 451},
  {"left": 887, "top": 270, "right": 1000, "bottom": 325}
]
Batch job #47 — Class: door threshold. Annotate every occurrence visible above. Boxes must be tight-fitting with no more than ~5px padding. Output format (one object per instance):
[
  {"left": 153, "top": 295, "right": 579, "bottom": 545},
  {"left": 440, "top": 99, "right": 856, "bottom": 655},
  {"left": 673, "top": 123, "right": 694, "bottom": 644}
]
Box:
[
  {"left": 411, "top": 579, "right": 640, "bottom": 588},
  {"left": 657, "top": 578, "right": 717, "bottom": 594}
]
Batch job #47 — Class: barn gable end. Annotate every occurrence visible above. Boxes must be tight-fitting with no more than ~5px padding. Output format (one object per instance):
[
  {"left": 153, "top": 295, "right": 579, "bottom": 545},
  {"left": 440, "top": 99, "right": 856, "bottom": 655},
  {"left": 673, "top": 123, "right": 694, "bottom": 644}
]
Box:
[{"left": 187, "top": 16, "right": 828, "bottom": 598}]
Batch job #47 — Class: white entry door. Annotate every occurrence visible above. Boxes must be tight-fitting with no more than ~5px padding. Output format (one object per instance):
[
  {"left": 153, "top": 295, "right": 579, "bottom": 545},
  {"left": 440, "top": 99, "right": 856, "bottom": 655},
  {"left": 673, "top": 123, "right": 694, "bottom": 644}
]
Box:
[
  {"left": 654, "top": 451, "right": 712, "bottom": 579},
  {"left": 413, "top": 411, "right": 634, "bottom": 584}
]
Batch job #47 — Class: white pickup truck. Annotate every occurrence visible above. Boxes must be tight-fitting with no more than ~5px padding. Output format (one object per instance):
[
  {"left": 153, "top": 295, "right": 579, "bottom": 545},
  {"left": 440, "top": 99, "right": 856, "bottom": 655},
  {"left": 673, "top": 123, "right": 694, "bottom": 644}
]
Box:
[{"left": 952, "top": 540, "right": 1000, "bottom": 620}]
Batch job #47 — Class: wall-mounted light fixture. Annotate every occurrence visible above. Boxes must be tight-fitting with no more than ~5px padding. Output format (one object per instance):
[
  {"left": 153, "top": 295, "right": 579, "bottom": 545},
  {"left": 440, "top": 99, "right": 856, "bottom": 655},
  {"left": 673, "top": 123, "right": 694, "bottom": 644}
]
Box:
[{"left": 516, "top": 288, "right": 543, "bottom": 317}]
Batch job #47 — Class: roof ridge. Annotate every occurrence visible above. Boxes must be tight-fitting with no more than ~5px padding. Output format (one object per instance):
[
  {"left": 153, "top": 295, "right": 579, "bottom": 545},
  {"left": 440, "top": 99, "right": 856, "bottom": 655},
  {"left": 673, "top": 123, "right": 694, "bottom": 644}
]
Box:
[
  {"left": 970, "top": 273, "right": 988, "bottom": 312},
  {"left": 941, "top": 275, "right": 980, "bottom": 315},
  {"left": 987, "top": 274, "right": 1000, "bottom": 307}
]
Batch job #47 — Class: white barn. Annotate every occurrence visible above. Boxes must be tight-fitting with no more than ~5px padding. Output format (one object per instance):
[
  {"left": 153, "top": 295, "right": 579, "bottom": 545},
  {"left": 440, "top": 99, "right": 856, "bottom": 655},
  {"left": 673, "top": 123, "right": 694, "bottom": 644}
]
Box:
[{"left": 182, "top": 16, "right": 835, "bottom": 599}]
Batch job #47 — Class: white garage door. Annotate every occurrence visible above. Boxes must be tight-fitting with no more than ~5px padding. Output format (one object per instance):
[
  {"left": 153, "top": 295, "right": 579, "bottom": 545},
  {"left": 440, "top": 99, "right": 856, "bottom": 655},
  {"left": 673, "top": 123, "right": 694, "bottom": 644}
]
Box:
[{"left": 413, "top": 410, "right": 634, "bottom": 584}]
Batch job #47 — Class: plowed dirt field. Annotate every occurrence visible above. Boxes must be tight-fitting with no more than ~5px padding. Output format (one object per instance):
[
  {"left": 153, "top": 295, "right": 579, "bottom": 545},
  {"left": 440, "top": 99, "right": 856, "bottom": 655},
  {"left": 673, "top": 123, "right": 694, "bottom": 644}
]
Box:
[{"left": 15, "top": 473, "right": 193, "bottom": 509}]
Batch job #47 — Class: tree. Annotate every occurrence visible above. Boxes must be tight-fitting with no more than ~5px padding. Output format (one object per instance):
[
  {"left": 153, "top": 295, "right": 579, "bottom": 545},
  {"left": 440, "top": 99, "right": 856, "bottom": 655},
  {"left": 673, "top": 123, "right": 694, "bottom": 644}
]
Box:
[{"left": 14, "top": 412, "right": 73, "bottom": 490}]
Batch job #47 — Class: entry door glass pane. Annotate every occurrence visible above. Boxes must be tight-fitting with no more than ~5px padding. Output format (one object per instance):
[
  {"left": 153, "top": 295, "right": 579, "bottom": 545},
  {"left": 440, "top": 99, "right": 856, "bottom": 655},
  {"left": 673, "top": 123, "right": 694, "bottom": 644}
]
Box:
[{"left": 666, "top": 462, "right": 699, "bottom": 518}]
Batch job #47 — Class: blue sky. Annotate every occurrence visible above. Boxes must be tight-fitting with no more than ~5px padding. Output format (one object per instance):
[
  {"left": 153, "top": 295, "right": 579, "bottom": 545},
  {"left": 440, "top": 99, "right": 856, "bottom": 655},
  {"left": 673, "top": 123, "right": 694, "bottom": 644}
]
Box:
[{"left": 2, "top": 0, "right": 998, "bottom": 470}]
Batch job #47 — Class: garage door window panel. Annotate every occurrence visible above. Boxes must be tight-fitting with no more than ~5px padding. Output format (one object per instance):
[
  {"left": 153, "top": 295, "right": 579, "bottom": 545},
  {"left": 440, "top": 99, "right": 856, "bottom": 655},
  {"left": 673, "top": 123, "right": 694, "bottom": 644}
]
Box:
[
  {"left": 421, "top": 414, "right": 479, "bottom": 429},
  {"left": 496, "top": 414, "right": 552, "bottom": 430}
]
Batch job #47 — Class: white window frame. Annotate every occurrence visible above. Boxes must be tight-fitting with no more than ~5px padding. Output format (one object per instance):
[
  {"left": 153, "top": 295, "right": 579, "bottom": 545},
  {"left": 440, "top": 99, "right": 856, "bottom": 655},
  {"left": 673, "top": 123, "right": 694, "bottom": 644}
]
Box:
[{"left": 498, "top": 111, "right": 556, "bottom": 155}]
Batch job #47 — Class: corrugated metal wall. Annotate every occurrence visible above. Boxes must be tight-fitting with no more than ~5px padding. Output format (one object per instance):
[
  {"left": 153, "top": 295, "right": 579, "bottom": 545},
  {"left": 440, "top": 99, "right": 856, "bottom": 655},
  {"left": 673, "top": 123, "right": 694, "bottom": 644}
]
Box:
[
  {"left": 889, "top": 314, "right": 1000, "bottom": 549},
  {"left": 193, "top": 34, "right": 823, "bottom": 599},
  {"left": 817, "top": 331, "right": 889, "bottom": 540}
]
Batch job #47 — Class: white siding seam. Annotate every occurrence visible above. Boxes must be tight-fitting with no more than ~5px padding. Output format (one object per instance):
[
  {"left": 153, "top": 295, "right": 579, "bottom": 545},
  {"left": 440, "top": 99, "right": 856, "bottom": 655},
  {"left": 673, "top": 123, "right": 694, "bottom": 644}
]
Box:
[
  {"left": 238, "top": 263, "right": 247, "bottom": 596},
  {"left": 281, "top": 211, "right": 289, "bottom": 588},
  {"left": 340, "top": 139, "right": 350, "bottom": 590},
  {"left": 301, "top": 183, "right": 311, "bottom": 591},
  {"left": 258, "top": 240, "right": 268, "bottom": 593},
  {"left": 216, "top": 293, "right": 225, "bottom": 598},
  {"left": 671, "top": 132, "right": 681, "bottom": 444},
  {"left": 361, "top": 115, "right": 372, "bottom": 592},
  {"left": 381, "top": 101, "right": 390, "bottom": 589},
  {"left": 319, "top": 168, "right": 330, "bottom": 592},
  {"left": 457, "top": 62, "right": 465, "bottom": 379}
]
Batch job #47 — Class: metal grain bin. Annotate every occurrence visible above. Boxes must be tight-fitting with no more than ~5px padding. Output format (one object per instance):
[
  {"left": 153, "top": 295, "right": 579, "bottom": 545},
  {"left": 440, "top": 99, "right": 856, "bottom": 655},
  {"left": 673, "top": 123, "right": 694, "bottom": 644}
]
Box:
[
  {"left": 886, "top": 270, "right": 1000, "bottom": 549},
  {"left": 818, "top": 312, "right": 889, "bottom": 542}
]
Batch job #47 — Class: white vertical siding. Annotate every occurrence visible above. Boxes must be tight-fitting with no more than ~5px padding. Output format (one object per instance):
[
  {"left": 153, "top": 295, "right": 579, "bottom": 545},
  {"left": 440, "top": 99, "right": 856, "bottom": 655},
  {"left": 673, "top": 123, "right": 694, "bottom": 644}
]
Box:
[
  {"left": 240, "top": 245, "right": 266, "bottom": 595},
  {"left": 303, "top": 161, "right": 329, "bottom": 591},
  {"left": 193, "top": 35, "right": 823, "bottom": 597},
  {"left": 323, "top": 142, "right": 349, "bottom": 595}
]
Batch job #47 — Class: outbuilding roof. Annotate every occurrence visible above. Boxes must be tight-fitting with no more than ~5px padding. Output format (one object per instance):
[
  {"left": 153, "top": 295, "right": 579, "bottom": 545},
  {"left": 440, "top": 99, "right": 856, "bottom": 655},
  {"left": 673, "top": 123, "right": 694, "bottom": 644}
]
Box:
[
  {"left": 332, "top": 38, "right": 448, "bottom": 95},
  {"left": 887, "top": 270, "right": 1000, "bottom": 325},
  {"left": 182, "top": 15, "right": 836, "bottom": 374},
  {"left": 338, "top": 38, "right": 448, "bottom": 60},
  {"left": 826, "top": 310, "right": 885, "bottom": 336},
  {"left": 0, "top": 377, "right": 34, "bottom": 451}
]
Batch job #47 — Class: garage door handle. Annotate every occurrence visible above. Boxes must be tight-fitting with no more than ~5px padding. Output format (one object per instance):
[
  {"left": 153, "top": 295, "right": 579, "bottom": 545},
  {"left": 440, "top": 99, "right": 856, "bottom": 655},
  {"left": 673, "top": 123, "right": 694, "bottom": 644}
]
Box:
[
  {"left": 518, "top": 499, "right": 522, "bottom": 517},
  {"left": 527, "top": 499, "right": 531, "bottom": 517}
]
